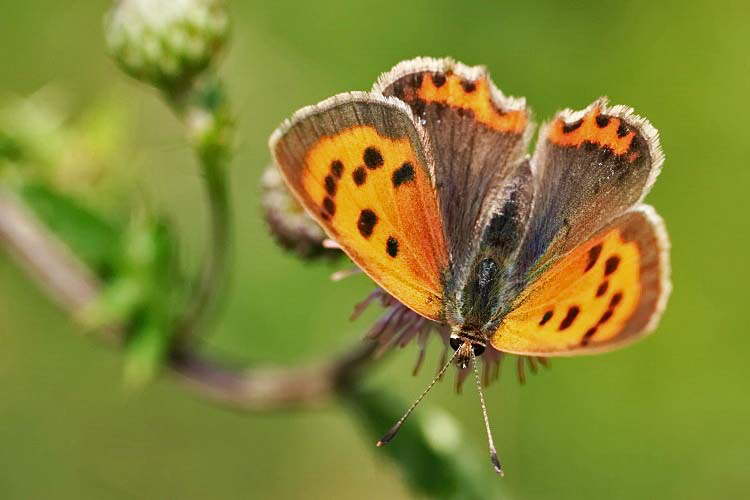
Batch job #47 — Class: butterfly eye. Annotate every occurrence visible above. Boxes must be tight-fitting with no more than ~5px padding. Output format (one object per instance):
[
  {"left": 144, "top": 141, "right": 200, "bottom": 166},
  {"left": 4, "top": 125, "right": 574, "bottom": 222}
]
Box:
[
  {"left": 472, "top": 343, "right": 486, "bottom": 357},
  {"left": 449, "top": 336, "right": 462, "bottom": 351}
]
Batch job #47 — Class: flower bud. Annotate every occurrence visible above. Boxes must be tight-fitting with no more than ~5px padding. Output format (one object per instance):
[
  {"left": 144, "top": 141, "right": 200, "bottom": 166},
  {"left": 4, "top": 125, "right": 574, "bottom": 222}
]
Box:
[
  {"left": 105, "top": 0, "right": 229, "bottom": 92},
  {"left": 261, "top": 165, "right": 341, "bottom": 260}
]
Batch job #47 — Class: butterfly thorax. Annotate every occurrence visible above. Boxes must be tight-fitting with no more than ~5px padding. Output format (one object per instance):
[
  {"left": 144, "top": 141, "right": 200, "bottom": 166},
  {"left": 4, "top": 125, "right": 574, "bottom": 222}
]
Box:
[{"left": 444, "top": 250, "right": 521, "bottom": 344}]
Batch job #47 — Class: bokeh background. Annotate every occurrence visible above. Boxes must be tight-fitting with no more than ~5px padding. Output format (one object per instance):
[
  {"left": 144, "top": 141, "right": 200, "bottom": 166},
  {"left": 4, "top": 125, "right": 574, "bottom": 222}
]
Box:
[{"left": 1, "top": 1, "right": 749, "bottom": 498}]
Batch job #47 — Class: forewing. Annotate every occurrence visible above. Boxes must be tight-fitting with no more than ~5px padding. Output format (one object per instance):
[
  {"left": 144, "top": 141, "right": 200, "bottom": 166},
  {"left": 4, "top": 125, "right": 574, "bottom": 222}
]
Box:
[
  {"left": 491, "top": 206, "right": 670, "bottom": 356},
  {"left": 270, "top": 92, "right": 449, "bottom": 320},
  {"left": 374, "top": 57, "right": 532, "bottom": 268}
]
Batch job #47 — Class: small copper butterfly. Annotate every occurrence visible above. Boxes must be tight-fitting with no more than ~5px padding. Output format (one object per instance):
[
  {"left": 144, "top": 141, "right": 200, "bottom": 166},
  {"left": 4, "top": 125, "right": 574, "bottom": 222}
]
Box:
[{"left": 269, "top": 57, "right": 671, "bottom": 474}]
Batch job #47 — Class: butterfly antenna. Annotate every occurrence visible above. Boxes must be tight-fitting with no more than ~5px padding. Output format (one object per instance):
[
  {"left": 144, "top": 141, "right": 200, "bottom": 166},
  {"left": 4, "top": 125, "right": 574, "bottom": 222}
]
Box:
[
  {"left": 376, "top": 349, "right": 459, "bottom": 447},
  {"left": 472, "top": 351, "right": 504, "bottom": 476}
]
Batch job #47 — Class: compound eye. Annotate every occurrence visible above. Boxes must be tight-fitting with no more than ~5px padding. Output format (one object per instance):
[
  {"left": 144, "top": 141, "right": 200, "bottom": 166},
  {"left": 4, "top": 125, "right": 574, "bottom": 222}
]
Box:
[
  {"left": 472, "top": 343, "right": 486, "bottom": 357},
  {"left": 449, "top": 336, "right": 462, "bottom": 351}
]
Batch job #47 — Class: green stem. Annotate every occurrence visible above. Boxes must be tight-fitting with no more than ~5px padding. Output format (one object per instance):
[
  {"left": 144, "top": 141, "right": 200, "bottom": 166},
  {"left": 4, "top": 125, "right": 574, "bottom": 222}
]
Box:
[
  {"left": 168, "top": 76, "right": 233, "bottom": 337},
  {"left": 185, "top": 146, "right": 230, "bottom": 331}
]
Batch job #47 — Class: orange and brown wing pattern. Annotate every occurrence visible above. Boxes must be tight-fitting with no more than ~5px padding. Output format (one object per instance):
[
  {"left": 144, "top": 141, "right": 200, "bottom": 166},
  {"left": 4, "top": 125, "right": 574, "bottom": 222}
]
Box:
[
  {"left": 547, "top": 102, "right": 641, "bottom": 157},
  {"left": 270, "top": 92, "right": 448, "bottom": 320},
  {"left": 512, "top": 97, "right": 664, "bottom": 279},
  {"left": 377, "top": 61, "right": 527, "bottom": 134},
  {"left": 491, "top": 206, "right": 670, "bottom": 356},
  {"left": 374, "top": 58, "right": 532, "bottom": 270}
]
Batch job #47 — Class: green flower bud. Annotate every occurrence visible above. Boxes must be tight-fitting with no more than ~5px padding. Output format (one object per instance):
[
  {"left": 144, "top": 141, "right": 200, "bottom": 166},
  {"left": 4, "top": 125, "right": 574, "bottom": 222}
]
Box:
[{"left": 105, "top": 0, "right": 229, "bottom": 92}]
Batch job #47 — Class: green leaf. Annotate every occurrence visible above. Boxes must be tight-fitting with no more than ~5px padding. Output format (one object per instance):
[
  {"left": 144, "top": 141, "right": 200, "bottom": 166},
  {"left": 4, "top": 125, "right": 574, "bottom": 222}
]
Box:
[
  {"left": 18, "top": 182, "right": 120, "bottom": 278},
  {"left": 123, "top": 321, "right": 171, "bottom": 390},
  {"left": 119, "top": 212, "right": 183, "bottom": 387}
]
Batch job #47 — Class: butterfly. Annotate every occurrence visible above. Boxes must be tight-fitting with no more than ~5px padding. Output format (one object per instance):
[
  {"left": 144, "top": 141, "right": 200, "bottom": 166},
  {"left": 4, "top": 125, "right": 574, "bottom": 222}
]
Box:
[{"left": 269, "top": 57, "right": 671, "bottom": 475}]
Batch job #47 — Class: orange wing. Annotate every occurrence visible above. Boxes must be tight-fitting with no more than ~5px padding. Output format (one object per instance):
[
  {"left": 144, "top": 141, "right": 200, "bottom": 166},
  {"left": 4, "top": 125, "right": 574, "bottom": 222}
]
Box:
[
  {"left": 491, "top": 206, "right": 670, "bottom": 356},
  {"left": 270, "top": 92, "right": 449, "bottom": 320}
]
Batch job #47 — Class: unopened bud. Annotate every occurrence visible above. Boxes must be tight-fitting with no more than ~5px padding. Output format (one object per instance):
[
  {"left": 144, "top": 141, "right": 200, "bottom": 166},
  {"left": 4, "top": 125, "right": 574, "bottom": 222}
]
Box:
[
  {"left": 105, "top": 0, "right": 228, "bottom": 92},
  {"left": 261, "top": 165, "right": 341, "bottom": 260}
]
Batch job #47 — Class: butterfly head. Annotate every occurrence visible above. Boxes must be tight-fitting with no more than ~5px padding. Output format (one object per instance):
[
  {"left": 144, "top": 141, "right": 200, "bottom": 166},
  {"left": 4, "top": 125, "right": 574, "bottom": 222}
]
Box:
[{"left": 449, "top": 331, "right": 486, "bottom": 370}]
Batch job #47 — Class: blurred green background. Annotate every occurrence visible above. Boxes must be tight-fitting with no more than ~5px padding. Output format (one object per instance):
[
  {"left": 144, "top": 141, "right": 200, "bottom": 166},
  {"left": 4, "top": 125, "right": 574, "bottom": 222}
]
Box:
[{"left": 1, "top": 0, "right": 749, "bottom": 498}]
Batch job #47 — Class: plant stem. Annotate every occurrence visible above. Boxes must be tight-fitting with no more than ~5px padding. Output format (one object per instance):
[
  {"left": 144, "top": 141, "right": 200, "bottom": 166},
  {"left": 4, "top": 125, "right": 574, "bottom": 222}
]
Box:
[
  {"left": 0, "top": 189, "right": 375, "bottom": 407},
  {"left": 168, "top": 76, "right": 233, "bottom": 337},
  {"left": 179, "top": 145, "right": 231, "bottom": 334}
]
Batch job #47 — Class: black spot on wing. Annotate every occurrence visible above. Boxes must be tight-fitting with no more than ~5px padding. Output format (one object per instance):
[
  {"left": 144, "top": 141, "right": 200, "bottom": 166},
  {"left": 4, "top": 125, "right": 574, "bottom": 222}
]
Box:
[
  {"left": 596, "top": 281, "right": 609, "bottom": 297},
  {"left": 595, "top": 115, "right": 610, "bottom": 128},
  {"left": 562, "top": 119, "right": 583, "bottom": 134},
  {"left": 604, "top": 256, "right": 620, "bottom": 275},
  {"left": 609, "top": 292, "right": 623, "bottom": 308},
  {"left": 585, "top": 244, "right": 603, "bottom": 272},
  {"left": 357, "top": 209, "right": 378, "bottom": 238},
  {"left": 392, "top": 162, "right": 415, "bottom": 187},
  {"left": 352, "top": 167, "right": 367, "bottom": 186},
  {"left": 324, "top": 175, "right": 337, "bottom": 196},
  {"left": 559, "top": 306, "right": 580, "bottom": 330},
  {"left": 330, "top": 160, "right": 344, "bottom": 178},
  {"left": 461, "top": 79, "right": 476, "bottom": 93},
  {"left": 539, "top": 310, "right": 554, "bottom": 326},
  {"left": 432, "top": 72, "right": 446, "bottom": 87},
  {"left": 323, "top": 197, "right": 336, "bottom": 216},
  {"left": 364, "top": 147, "right": 384, "bottom": 169},
  {"left": 386, "top": 236, "right": 399, "bottom": 257},
  {"left": 581, "top": 327, "right": 598, "bottom": 346}
]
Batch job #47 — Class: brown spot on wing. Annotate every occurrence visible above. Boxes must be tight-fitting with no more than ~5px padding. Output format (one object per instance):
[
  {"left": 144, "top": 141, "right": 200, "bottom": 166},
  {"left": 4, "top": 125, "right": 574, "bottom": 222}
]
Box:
[
  {"left": 392, "top": 162, "right": 415, "bottom": 187},
  {"left": 324, "top": 175, "right": 337, "bottom": 196},
  {"left": 386, "top": 236, "right": 399, "bottom": 257},
  {"left": 581, "top": 327, "right": 598, "bottom": 346},
  {"left": 363, "top": 147, "right": 384, "bottom": 169},
  {"left": 330, "top": 160, "right": 344, "bottom": 178},
  {"left": 352, "top": 167, "right": 367, "bottom": 186},
  {"left": 323, "top": 196, "right": 336, "bottom": 216},
  {"left": 357, "top": 209, "right": 378, "bottom": 238},
  {"left": 559, "top": 306, "right": 580, "bottom": 330},
  {"left": 540, "top": 310, "right": 554, "bottom": 326},
  {"left": 585, "top": 244, "right": 603, "bottom": 272},
  {"left": 604, "top": 255, "right": 621, "bottom": 275}
]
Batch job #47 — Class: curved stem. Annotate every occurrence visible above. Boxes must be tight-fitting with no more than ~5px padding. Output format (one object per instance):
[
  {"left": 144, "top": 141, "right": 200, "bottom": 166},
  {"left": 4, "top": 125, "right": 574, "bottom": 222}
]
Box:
[
  {"left": 168, "top": 77, "right": 233, "bottom": 337},
  {"left": 170, "top": 340, "right": 377, "bottom": 411},
  {"left": 177, "top": 151, "right": 231, "bottom": 334}
]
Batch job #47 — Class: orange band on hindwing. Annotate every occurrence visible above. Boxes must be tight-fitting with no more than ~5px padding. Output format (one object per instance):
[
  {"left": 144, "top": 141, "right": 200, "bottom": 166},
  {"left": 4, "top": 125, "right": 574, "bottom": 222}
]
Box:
[
  {"left": 493, "top": 226, "right": 645, "bottom": 354},
  {"left": 548, "top": 105, "right": 638, "bottom": 158}
]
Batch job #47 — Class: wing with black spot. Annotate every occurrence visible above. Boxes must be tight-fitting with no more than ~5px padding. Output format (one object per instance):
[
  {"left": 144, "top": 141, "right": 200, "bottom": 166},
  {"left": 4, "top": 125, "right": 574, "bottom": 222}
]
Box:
[
  {"left": 374, "top": 57, "right": 532, "bottom": 270},
  {"left": 270, "top": 92, "right": 449, "bottom": 320},
  {"left": 491, "top": 206, "right": 670, "bottom": 356},
  {"left": 512, "top": 97, "right": 664, "bottom": 282}
]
